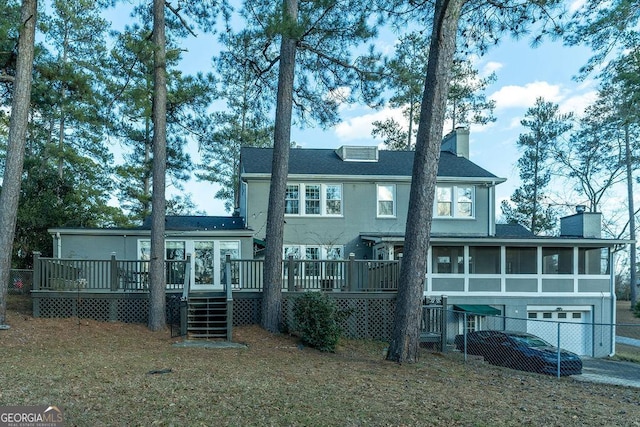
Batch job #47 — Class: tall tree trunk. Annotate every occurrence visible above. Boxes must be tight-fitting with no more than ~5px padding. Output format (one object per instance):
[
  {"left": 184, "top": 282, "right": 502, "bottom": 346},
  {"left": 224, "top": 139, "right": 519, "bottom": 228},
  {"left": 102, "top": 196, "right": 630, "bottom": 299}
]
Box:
[
  {"left": 149, "top": 0, "right": 167, "bottom": 331},
  {"left": 0, "top": 0, "right": 37, "bottom": 326},
  {"left": 387, "top": 0, "right": 464, "bottom": 363},
  {"left": 625, "top": 122, "right": 637, "bottom": 308},
  {"left": 261, "top": 0, "right": 298, "bottom": 333}
]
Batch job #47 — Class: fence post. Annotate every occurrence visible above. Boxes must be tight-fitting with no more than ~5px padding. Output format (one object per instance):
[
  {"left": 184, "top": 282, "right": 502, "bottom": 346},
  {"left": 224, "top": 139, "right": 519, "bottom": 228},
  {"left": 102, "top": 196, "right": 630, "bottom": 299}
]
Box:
[
  {"left": 463, "top": 311, "right": 468, "bottom": 362},
  {"left": 110, "top": 253, "right": 118, "bottom": 291},
  {"left": 32, "top": 252, "right": 41, "bottom": 291},
  {"left": 556, "top": 322, "right": 561, "bottom": 378},
  {"left": 347, "top": 253, "right": 355, "bottom": 291},
  {"left": 287, "top": 254, "right": 295, "bottom": 292},
  {"left": 441, "top": 295, "right": 448, "bottom": 353}
]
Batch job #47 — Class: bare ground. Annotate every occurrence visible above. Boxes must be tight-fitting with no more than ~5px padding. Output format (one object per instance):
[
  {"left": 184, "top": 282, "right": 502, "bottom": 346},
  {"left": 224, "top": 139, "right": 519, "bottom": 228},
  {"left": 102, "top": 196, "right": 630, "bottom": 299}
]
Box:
[{"left": 1, "top": 296, "right": 639, "bottom": 427}]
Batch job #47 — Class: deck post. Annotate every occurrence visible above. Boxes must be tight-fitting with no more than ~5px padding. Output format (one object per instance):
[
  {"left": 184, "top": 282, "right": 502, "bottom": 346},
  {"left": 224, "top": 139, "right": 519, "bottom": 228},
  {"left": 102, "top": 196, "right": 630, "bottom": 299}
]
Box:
[
  {"left": 32, "top": 251, "right": 41, "bottom": 291},
  {"left": 287, "top": 254, "right": 295, "bottom": 292},
  {"left": 347, "top": 253, "right": 355, "bottom": 291},
  {"left": 441, "top": 295, "right": 448, "bottom": 352},
  {"left": 110, "top": 253, "right": 118, "bottom": 291}
]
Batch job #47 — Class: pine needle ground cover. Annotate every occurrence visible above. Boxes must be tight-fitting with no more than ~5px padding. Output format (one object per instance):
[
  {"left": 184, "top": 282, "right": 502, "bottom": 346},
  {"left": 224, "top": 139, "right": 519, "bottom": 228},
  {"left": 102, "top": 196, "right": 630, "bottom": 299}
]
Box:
[{"left": 1, "top": 297, "right": 639, "bottom": 426}]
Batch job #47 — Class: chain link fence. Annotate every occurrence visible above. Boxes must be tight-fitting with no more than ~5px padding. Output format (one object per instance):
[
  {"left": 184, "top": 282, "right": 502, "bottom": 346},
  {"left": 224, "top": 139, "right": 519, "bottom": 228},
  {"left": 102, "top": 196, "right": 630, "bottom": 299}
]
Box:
[
  {"left": 8, "top": 269, "right": 33, "bottom": 295},
  {"left": 450, "top": 309, "right": 640, "bottom": 378}
]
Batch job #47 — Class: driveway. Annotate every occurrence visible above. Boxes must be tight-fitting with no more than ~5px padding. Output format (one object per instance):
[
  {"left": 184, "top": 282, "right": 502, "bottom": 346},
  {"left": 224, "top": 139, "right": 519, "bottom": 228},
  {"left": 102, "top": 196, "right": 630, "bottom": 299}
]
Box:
[{"left": 575, "top": 357, "right": 640, "bottom": 388}]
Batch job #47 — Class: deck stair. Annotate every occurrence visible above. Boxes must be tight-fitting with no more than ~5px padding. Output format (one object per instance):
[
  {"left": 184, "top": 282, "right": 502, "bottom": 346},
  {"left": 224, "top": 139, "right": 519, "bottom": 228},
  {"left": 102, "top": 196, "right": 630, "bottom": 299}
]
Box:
[{"left": 187, "top": 292, "right": 229, "bottom": 340}]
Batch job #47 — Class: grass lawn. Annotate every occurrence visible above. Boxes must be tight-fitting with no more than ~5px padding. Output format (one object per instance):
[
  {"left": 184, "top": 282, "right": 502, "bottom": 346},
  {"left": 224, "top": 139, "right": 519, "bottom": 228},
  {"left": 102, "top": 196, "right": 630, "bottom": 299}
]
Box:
[{"left": 1, "top": 295, "right": 639, "bottom": 426}]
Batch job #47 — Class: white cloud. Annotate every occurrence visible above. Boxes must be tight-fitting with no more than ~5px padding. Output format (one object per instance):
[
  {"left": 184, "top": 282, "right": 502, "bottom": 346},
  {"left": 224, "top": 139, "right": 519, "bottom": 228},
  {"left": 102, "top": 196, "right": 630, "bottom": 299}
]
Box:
[
  {"left": 334, "top": 107, "right": 405, "bottom": 142},
  {"left": 490, "top": 81, "right": 564, "bottom": 109},
  {"left": 482, "top": 61, "right": 503, "bottom": 76},
  {"left": 326, "top": 86, "right": 353, "bottom": 111},
  {"left": 568, "top": 0, "right": 586, "bottom": 14},
  {"left": 559, "top": 90, "right": 598, "bottom": 117}
]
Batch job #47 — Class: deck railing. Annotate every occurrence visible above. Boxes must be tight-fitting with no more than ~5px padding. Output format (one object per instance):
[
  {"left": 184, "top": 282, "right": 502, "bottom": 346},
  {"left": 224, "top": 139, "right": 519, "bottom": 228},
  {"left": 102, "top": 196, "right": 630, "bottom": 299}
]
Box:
[
  {"left": 228, "top": 254, "right": 401, "bottom": 292},
  {"left": 33, "top": 252, "right": 402, "bottom": 292},
  {"left": 33, "top": 252, "right": 189, "bottom": 292}
]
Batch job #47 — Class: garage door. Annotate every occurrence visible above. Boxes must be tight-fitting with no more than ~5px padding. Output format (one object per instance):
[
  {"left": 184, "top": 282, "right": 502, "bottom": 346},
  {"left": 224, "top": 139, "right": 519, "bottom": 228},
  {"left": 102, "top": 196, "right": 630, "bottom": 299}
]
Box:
[{"left": 526, "top": 306, "right": 592, "bottom": 356}]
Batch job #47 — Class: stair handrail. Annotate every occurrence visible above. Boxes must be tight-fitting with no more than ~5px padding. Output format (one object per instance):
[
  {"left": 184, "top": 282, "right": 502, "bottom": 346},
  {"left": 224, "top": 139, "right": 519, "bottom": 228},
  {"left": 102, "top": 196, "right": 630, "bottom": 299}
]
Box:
[
  {"left": 181, "top": 254, "right": 191, "bottom": 300},
  {"left": 179, "top": 254, "right": 191, "bottom": 337},
  {"left": 225, "top": 254, "right": 233, "bottom": 341}
]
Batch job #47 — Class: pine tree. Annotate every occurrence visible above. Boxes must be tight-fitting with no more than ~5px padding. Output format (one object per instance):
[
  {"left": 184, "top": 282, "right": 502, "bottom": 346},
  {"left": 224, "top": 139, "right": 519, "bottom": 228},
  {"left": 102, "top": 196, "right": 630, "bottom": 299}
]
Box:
[
  {"left": 501, "top": 98, "right": 572, "bottom": 235},
  {"left": 372, "top": 31, "right": 496, "bottom": 150},
  {"left": 384, "top": 0, "right": 566, "bottom": 363},
  {"left": 195, "top": 30, "right": 274, "bottom": 213},
  {"left": 0, "top": 0, "right": 37, "bottom": 326}
]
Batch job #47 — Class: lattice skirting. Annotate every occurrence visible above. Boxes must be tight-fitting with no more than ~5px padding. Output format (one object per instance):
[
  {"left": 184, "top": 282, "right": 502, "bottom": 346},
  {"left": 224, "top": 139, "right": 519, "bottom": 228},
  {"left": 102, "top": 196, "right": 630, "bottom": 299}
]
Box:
[{"left": 32, "top": 292, "right": 397, "bottom": 341}]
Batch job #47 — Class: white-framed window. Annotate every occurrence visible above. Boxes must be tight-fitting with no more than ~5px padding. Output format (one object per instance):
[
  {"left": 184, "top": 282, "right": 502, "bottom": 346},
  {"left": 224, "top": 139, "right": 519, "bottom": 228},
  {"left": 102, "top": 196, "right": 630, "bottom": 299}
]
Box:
[
  {"left": 436, "top": 185, "right": 474, "bottom": 218},
  {"left": 458, "top": 314, "right": 484, "bottom": 333},
  {"left": 305, "top": 185, "right": 321, "bottom": 215},
  {"left": 325, "top": 185, "right": 342, "bottom": 215},
  {"left": 377, "top": 184, "right": 396, "bottom": 217},
  {"left": 283, "top": 245, "right": 344, "bottom": 277},
  {"left": 285, "top": 184, "right": 300, "bottom": 214},
  {"left": 284, "top": 183, "right": 343, "bottom": 216}
]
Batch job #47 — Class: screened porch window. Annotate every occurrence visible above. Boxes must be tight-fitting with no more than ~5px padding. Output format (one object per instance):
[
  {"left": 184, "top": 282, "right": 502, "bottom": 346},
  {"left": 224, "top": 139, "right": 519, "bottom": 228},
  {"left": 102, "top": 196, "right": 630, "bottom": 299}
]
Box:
[
  {"left": 468, "top": 246, "right": 500, "bottom": 274},
  {"left": 506, "top": 247, "right": 537, "bottom": 274},
  {"left": 542, "top": 247, "right": 573, "bottom": 274},
  {"left": 432, "top": 246, "right": 464, "bottom": 274},
  {"left": 578, "top": 247, "right": 609, "bottom": 275}
]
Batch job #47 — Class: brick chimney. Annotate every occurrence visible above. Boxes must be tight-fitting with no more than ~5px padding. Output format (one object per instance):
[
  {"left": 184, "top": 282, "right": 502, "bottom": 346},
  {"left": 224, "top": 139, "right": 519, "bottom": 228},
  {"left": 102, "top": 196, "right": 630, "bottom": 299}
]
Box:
[
  {"left": 560, "top": 206, "right": 602, "bottom": 238},
  {"left": 441, "top": 127, "right": 470, "bottom": 159}
]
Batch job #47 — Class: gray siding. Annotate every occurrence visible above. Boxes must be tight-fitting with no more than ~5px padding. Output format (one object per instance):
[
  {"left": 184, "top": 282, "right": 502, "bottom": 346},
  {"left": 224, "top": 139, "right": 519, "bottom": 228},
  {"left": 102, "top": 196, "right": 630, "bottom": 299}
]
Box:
[
  {"left": 244, "top": 177, "right": 492, "bottom": 254},
  {"left": 542, "top": 278, "right": 574, "bottom": 292},
  {"left": 432, "top": 277, "right": 464, "bottom": 292},
  {"left": 578, "top": 279, "right": 610, "bottom": 293},
  {"left": 505, "top": 278, "right": 538, "bottom": 292},
  {"left": 468, "top": 278, "right": 501, "bottom": 292}
]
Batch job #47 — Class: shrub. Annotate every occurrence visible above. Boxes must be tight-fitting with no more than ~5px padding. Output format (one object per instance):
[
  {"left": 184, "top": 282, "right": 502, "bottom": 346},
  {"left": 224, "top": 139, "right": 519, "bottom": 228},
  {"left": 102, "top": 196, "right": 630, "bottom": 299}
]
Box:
[
  {"left": 634, "top": 301, "right": 640, "bottom": 319},
  {"left": 293, "top": 292, "right": 350, "bottom": 352}
]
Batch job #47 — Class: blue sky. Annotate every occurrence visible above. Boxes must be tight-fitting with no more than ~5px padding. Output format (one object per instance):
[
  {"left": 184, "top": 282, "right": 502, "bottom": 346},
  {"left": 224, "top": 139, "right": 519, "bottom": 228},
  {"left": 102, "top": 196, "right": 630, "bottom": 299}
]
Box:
[
  {"left": 107, "top": 1, "right": 600, "bottom": 217},
  {"left": 186, "top": 35, "right": 598, "bottom": 217}
]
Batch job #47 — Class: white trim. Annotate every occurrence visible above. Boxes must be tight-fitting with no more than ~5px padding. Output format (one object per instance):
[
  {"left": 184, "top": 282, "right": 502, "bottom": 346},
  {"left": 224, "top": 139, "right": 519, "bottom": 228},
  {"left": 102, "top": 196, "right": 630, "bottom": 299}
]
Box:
[
  {"left": 284, "top": 183, "right": 344, "bottom": 217},
  {"left": 376, "top": 183, "right": 396, "bottom": 218},
  {"left": 527, "top": 305, "right": 593, "bottom": 311},
  {"left": 434, "top": 184, "right": 476, "bottom": 219}
]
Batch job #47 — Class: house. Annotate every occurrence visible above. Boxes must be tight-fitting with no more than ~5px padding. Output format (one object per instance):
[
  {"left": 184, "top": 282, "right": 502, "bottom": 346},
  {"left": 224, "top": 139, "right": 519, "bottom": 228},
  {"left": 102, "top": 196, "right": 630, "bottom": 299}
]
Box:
[
  {"left": 238, "top": 127, "right": 626, "bottom": 357},
  {"left": 34, "top": 128, "right": 627, "bottom": 356}
]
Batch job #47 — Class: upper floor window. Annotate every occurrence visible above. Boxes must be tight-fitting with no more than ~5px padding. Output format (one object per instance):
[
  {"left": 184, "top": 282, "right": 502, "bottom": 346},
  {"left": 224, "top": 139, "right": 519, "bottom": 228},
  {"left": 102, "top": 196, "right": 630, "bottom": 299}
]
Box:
[
  {"left": 285, "top": 183, "right": 343, "bottom": 216},
  {"left": 377, "top": 184, "right": 396, "bottom": 217},
  {"left": 436, "top": 185, "right": 474, "bottom": 218},
  {"left": 285, "top": 185, "right": 300, "bottom": 214}
]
